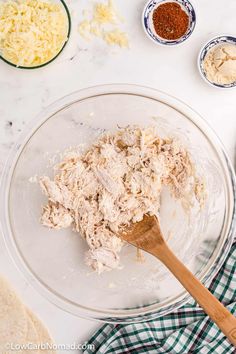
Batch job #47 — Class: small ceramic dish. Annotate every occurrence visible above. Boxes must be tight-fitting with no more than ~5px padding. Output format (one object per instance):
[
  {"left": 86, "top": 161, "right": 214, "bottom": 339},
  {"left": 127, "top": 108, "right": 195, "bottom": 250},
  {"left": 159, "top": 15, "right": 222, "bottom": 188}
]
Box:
[
  {"left": 198, "top": 35, "right": 236, "bottom": 89},
  {"left": 142, "top": 0, "right": 196, "bottom": 46}
]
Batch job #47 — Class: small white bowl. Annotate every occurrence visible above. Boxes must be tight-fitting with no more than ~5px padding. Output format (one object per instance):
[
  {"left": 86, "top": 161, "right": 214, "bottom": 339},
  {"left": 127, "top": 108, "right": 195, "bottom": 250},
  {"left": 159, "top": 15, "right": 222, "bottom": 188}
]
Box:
[
  {"left": 198, "top": 35, "right": 236, "bottom": 89},
  {"left": 142, "top": 0, "right": 196, "bottom": 46}
]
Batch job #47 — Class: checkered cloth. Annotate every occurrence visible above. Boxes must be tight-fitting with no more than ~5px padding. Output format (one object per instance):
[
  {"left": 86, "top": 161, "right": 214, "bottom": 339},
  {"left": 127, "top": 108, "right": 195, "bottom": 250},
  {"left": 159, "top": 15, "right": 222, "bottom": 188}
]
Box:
[{"left": 83, "top": 242, "right": 236, "bottom": 354}]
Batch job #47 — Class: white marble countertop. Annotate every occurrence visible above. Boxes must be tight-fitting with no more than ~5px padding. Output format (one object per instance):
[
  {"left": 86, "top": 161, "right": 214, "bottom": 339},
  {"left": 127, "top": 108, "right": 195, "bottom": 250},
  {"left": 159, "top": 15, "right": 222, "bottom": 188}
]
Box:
[{"left": 0, "top": 0, "right": 236, "bottom": 352}]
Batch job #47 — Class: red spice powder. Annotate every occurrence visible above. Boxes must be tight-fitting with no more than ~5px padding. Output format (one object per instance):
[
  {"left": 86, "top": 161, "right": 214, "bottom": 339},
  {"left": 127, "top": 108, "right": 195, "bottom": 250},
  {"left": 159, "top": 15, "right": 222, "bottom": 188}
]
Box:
[{"left": 152, "top": 2, "right": 189, "bottom": 40}]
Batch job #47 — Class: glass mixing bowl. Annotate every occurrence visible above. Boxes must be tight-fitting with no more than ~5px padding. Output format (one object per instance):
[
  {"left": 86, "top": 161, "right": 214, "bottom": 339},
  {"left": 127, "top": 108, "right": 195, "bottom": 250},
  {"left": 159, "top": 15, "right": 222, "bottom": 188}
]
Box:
[{"left": 0, "top": 85, "right": 235, "bottom": 323}]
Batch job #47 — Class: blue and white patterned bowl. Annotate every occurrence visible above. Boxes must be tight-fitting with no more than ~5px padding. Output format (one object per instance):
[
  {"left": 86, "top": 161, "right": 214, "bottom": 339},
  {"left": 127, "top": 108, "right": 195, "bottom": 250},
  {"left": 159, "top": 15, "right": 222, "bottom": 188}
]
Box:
[
  {"left": 198, "top": 35, "right": 236, "bottom": 89},
  {"left": 142, "top": 0, "right": 196, "bottom": 46}
]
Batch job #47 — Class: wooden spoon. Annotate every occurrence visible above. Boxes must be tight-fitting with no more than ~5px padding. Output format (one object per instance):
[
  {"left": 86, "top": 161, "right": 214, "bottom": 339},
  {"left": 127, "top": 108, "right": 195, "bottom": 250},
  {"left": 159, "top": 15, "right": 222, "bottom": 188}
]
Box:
[{"left": 119, "top": 215, "right": 236, "bottom": 346}]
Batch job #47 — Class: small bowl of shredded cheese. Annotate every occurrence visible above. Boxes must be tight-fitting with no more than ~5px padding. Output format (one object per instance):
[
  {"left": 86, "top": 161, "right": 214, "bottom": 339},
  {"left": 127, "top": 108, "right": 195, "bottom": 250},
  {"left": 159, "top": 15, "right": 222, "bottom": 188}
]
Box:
[{"left": 0, "top": 0, "right": 71, "bottom": 69}]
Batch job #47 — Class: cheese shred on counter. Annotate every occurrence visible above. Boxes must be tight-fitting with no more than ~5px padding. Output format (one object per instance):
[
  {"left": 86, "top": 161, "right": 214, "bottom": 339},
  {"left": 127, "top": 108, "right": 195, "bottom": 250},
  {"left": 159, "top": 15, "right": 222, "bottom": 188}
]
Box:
[
  {"left": 0, "top": 0, "right": 68, "bottom": 67},
  {"left": 78, "top": 0, "right": 129, "bottom": 48}
]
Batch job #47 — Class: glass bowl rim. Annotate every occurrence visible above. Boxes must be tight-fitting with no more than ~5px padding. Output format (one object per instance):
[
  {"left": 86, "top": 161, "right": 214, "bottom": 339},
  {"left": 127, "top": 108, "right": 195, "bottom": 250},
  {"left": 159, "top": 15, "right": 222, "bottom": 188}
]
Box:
[
  {"left": 0, "top": 84, "right": 235, "bottom": 323},
  {"left": 0, "top": 0, "right": 71, "bottom": 69}
]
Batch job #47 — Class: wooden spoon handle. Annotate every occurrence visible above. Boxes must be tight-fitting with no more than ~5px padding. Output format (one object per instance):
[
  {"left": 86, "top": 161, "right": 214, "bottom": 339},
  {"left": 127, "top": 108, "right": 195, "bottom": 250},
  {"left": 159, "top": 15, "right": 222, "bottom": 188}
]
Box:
[{"left": 154, "top": 244, "right": 236, "bottom": 346}]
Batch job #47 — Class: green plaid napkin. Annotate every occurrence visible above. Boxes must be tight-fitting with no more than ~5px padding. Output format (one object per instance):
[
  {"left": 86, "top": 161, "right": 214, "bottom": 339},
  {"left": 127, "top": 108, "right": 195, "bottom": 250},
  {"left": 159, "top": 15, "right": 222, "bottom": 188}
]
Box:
[{"left": 83, "top": 242, "right": 236, "bottom": 354}]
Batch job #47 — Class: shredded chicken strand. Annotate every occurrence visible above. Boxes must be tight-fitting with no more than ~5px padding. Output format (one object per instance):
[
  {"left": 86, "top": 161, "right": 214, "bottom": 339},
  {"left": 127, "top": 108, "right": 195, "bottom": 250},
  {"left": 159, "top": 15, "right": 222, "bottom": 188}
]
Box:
[{"left": 39, "top": 126, "right": 204, "bottom": 273}]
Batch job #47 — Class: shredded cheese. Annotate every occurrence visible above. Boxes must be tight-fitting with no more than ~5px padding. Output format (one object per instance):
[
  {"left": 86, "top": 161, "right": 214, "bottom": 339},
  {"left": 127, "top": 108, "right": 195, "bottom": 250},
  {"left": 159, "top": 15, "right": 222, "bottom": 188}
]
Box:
[
  {"left": 93, "top": 0, "right": 117, "bottom": 24},
  {"left": 78, "top": 20, "right": 92, "bottom": 40},
  {"left": 0, "top": 0, "right": 69, "bottom": 67},
  {"left": 78, "top": 0, "right": 129, "bottom": 48},
  {"left": 103, "top": 29, "right": 128, "bottom": 48}
]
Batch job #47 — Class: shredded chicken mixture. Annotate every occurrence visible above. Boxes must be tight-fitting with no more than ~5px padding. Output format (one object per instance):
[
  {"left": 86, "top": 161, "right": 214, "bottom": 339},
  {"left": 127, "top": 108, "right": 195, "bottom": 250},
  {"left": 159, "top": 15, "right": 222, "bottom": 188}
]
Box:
[{"left": 39, "top": 127, "right": 203, "bottom": 273}]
